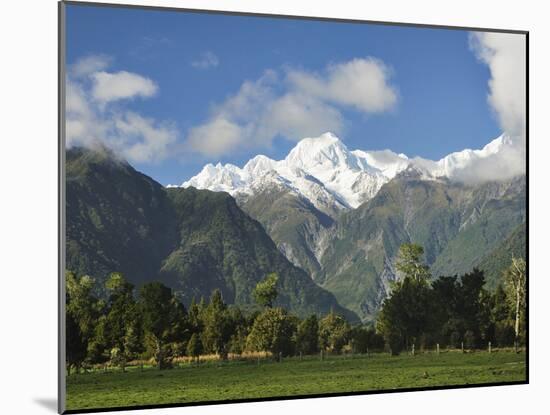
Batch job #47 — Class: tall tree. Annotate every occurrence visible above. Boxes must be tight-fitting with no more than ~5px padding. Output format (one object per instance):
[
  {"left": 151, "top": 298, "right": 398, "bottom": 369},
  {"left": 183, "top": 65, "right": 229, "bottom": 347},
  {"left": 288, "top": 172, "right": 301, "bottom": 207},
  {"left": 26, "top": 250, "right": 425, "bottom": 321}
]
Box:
[
  {"left": 504, "top": 257, "right": 527, "bottom": 343},
  {"left": 349, "top": 326, "right": 384, "bottom": 354},
  {"left": 246, "top": 308, "right": 297, "bottom": 357},
  {"left": 103, "top": 273, "right": 142, "bottom": 370},
  {"left": 377, "top": 275, "right": 436, "bottom": 354},
  {"left": 66, "top": 271, "right": 102, "bottom": 371},
  {"left": 253, "top": 273, "right": 279, "bottom": 308},
  {"left": 187, "top": 297, "right": 203, "bottom": 334},
  {"left": 395, "top": 243, "right": 430, "bottom": 282},
  {"left": 139, "top": 282, "right": 186, "bottom": 369},
  {"left": 455, "top": 268, "right": 488, "bottom": 347},
  {"left": 201, "top": 290, "right": 234, "bottom": 359},
  {"left": 295, "top": 315, "right": 319, "bottom": 355},
  {"left": 186, "top": 333, "right": 203, "bottom": 362},
  {"left": 318, "top": 311, "right": 350, "bottom": 354},
  {"left": 66, "top": 310, "right": 87, "bottom": 375}
]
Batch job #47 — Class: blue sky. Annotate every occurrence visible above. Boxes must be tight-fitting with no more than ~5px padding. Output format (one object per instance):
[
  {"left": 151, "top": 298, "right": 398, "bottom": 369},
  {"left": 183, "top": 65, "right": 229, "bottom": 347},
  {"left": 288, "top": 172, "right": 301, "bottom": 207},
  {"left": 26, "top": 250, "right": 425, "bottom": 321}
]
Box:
[{"left": 66, "top": 3, "right": 506, "bottom": 185}]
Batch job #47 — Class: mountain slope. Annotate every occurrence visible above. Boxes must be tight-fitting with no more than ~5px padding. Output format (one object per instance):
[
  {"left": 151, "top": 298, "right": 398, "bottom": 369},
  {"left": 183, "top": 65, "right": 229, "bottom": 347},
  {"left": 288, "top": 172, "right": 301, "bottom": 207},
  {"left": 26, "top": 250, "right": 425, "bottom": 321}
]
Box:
[
  {"left": 431, "top": 178, "right": 526, "bottom": 277},
  {"left": 477, "top": 222, "right": 527, "bottom": 289},
  {"left": 182, "top": 133, "right": 522, "bottom": 300},
  {"left": 66, "top": 147, "right": 357, "bottom": 320},
  {"left": 238, "top": 186, "right": 334, "bottom": 279},
  {"left": 317, "top": 174, "right": 526, "bottom": 321},
  {"left": 66, "top": 147, "right": 178, "bottom": 286},
  {"left": 162, "top": 187, "right": 356, "bottom": 320}
]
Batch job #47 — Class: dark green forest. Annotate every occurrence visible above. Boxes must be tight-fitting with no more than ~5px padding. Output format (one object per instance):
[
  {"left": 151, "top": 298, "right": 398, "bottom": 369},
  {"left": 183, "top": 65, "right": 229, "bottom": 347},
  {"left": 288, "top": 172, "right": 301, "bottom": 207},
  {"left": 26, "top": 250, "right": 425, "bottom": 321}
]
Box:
[{"left": 66, "top": 243, "right": 526, "bottom": 374}]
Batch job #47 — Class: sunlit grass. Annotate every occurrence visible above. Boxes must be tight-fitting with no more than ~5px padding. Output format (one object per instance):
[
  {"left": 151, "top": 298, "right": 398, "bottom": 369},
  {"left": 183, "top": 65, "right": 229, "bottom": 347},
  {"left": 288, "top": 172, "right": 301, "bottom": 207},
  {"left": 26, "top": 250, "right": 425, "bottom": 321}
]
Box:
[{"left": 66, "top": 349, "right": 526, "bottom": 411}]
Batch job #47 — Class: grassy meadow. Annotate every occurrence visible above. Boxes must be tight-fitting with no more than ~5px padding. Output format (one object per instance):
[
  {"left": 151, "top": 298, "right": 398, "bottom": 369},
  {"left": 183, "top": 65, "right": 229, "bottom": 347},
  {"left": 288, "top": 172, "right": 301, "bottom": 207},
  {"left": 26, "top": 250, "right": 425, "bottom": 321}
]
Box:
[{"left": 66, "top": 349, "right": 526, "bottom": 411}]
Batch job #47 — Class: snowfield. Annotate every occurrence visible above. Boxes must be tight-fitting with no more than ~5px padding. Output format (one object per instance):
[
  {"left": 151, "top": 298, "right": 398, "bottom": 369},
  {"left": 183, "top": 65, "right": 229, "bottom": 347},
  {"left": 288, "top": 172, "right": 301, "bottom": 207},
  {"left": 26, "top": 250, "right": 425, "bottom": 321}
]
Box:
[{"left": 172, "top": 132, "right": 522, "bottom": 214}]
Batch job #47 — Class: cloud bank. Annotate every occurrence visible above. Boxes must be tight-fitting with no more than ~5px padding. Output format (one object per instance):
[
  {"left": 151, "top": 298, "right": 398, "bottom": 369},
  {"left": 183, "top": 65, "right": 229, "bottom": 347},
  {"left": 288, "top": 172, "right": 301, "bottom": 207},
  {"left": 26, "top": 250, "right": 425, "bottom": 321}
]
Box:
[
  {"left": 470, "top": 32, "right": 526, "bottom": 138},
  {"left": 186, "top": 57, "right": 398, "bottom": 157},
  {"left": 66, "top": 55, "right": 178, "bottom": 163},
  {"left": 91, "top": 71, "right": 158, "bottom": 105},
  {"left": 288, "top": 58, "right": 397, "bottom": 113},
  {"left": 465, "top": 32, "right": 526, "bottom": 183}
]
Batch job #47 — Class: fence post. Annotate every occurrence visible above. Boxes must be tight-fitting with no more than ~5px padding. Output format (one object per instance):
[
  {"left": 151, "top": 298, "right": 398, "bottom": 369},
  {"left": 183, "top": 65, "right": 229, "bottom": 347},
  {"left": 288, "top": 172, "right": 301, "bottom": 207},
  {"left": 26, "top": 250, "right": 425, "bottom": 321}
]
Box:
[
  {"left": 436, "top": 343, "right": 440, "bottom": 355},
  {"left": 461, "top": 341, "right": 464, "bottom": 353},
  {"left": 488, "top": 341, "right": 492, "bottom": 354},
  {"left": 412, "top": 343, "right": 415, "bottom": 356}
]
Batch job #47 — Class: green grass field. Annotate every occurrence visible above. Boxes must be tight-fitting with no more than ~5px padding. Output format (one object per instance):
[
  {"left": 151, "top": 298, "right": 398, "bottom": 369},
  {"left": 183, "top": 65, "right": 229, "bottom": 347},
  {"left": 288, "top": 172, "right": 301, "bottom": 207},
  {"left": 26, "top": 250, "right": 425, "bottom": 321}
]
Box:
[{"left": 66, "top": 350, "right": 526, "bottom": 411}]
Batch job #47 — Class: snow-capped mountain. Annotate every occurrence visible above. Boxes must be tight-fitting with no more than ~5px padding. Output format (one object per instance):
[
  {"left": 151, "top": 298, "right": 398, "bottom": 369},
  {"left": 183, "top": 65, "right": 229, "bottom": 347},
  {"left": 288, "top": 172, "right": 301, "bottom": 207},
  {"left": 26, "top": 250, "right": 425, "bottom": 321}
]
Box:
[
  {"left": 174, "top": 132, "right": 521, "bottom": 213},
  {"left": 169, "top": 132, "right": 525, "bottom": 321}
]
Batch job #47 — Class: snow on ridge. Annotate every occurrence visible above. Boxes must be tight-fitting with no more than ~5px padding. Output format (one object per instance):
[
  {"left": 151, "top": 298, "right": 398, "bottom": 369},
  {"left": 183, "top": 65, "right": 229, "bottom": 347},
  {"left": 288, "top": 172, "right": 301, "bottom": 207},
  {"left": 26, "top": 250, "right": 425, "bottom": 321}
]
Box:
[{"left": 174, "top": 132, "right": 519, "bottom": 212}]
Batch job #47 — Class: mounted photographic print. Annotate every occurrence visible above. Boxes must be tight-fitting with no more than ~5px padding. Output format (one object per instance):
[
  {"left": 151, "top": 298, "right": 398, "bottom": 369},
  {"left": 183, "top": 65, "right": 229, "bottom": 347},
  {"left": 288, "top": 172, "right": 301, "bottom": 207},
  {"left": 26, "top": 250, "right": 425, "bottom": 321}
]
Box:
[{"left": 59, "top": 1, "right": 528, "bottom": 413}]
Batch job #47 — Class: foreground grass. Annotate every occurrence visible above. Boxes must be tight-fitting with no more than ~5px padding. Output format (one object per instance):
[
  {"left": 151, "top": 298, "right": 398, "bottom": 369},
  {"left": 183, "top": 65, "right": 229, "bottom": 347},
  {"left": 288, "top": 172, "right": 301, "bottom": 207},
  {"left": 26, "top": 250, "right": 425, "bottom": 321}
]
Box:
[{"left": 66, "top": 350, "right": 526, "bottom": 411}]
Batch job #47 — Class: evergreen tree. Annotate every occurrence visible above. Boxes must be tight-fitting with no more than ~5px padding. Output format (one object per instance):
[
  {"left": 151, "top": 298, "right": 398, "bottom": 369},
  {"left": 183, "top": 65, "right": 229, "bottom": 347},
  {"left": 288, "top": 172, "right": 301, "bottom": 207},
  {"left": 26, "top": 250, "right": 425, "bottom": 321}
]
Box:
[
  {"left": 246, "top": 307, "right": 297, "bottom": 357},
  {"left": 377, "top": 274, "right": 437, "bottom": 354},
  {"left": 201, "top": 290, "right": 233, "bottom": 359},
  {"left": 295, "top": 315, "right": 319, "bottom": 355},
  {"left": 139, "top": 282, "right": 186, "bottom": 369},
  {"left": 318, "top": 311, "right": 350, "bottom": 354},
  {"left": 349, "top": 326, "right": 384, "bottom": 354},
  {"left": 66, "top": 271, "right": 102, "bottom": 370},
  {"left": 186, "top": 333, "right": 203, "bottom": 362},
  {"left": 188, "top": 297, "right": 203, "bottom": 333},
  {"left": 253, "top": 273, "right": 279, "bottom": 308},
  {"left": 103, "top": 273, "right": 143, "bottom": 370},
  {"left": 455, "top": 268, "right": 487, "bottom": 347},
  {"left": 395, "top": 243, "right": 430, "bottom": 282},
  {"left": 66, "top": 310, "right": 87, "bottom": 375}
]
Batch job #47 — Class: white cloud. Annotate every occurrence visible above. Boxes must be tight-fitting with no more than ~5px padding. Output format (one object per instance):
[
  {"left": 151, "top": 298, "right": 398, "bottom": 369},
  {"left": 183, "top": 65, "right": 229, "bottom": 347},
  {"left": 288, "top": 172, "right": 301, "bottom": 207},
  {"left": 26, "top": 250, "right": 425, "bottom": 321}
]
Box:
[
  {"left": 185, "top": 57, "right": 397, "bottom": 157},
  {"left": 91, "top": 71, "right": 158, "bottom": 105},
  {"left": 469, "top": 32, "right": 526, "bottom": 138},
  {"left": 185, "top": 72, "right": 273, "bottom": 156},
  {"left": 66, "top": 55, "right": 178, "bottom": 163},
  {"left": 69, "top": 54, "right": 112, "bottom": 78},
  {"left": 187, "top": 118, "right": 245, "bottom": 158},
  {"left": 288, "top": 58, "right": 398, "bottom": 113},
  {"left": 466, "top": 32, "right": 527, "bottom": 183},
  {"left": 260, "top": 93, "right": 343, "bottom": 141},
  {"left": 112, "top": 112, "right": 177, "bottom": 163},
  {"left": 443, "top": 136, "right": 526, "bottom": 184},
  {"left": 191, "top": 51, "right": 219, "bottom": 69}
]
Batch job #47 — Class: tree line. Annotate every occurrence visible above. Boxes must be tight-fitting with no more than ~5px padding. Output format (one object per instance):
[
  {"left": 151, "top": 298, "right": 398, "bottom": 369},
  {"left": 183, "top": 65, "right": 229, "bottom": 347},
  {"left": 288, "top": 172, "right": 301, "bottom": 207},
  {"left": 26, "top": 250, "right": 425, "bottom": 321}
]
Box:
[
  {"left": 377, "top": 244, "right": 526, "bottom": 355},
  {"left": 66, "top": 244, "right": 526, "bottom": 373},
  {"left": 66, "top": 272, "right": 383, "bottom": 374}
]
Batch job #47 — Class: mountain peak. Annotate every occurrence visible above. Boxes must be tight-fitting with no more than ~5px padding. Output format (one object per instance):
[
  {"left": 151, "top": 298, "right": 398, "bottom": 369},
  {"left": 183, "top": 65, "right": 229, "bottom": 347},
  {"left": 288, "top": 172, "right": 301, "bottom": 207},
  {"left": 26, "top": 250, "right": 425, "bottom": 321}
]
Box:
[
  {"left": 291, "top": 132, "right": 344, "bottom": 151},
  {"left": 178, "top": 132, "right": 523, "bottom": 213},
  {"left": 315, "top": 131, "right": 341, "bottom": 144},
  {"left": 285, "top": 132, "right": 355, "bottom": 171},
  {"left": 244, "top": 154, "right": 276, "bottom": 175}
]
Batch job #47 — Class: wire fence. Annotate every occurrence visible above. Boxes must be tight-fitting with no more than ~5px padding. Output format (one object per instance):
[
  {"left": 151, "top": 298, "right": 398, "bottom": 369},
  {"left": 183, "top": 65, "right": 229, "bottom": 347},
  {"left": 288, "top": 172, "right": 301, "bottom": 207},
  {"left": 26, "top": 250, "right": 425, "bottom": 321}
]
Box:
[{"left": 73, "top": 343, "right": 525, "bottom": 375}]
